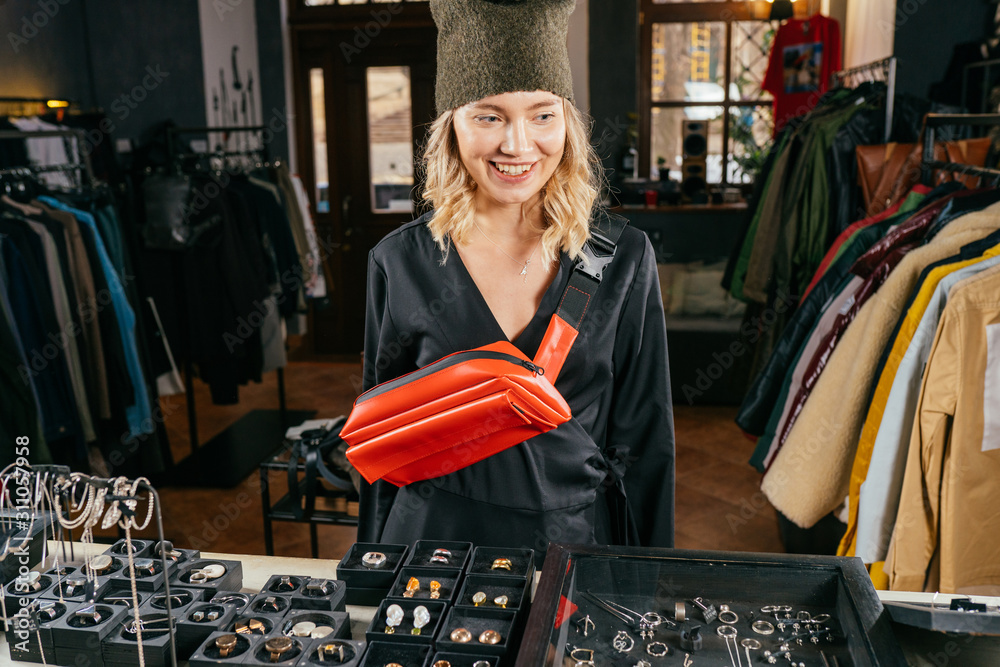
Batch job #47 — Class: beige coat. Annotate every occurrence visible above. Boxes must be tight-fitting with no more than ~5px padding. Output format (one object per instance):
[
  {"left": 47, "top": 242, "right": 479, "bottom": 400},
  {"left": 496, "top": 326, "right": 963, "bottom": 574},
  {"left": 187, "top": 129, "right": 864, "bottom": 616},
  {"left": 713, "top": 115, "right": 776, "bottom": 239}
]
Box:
[
  {"left": 885, "top": 267, "right": 1000, "bottom": 593},
  {"left": 761, "top": 201, "right": 1000, "bottom": 528}
]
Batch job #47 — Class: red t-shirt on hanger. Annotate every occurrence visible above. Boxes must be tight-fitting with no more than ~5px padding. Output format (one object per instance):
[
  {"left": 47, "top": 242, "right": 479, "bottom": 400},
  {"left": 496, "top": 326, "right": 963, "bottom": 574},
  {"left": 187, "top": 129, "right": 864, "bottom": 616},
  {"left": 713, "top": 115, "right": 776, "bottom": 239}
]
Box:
[{"left": 762, "top": 14, "right": 843, "bottom": 137}]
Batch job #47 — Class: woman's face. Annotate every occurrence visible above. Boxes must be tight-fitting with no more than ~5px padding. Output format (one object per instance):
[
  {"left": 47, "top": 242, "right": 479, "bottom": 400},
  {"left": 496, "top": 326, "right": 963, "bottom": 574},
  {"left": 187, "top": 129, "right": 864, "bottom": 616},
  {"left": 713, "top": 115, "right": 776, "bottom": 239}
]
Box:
[{"left": 453, "top": 90, "right": 567, "bottom": 210}]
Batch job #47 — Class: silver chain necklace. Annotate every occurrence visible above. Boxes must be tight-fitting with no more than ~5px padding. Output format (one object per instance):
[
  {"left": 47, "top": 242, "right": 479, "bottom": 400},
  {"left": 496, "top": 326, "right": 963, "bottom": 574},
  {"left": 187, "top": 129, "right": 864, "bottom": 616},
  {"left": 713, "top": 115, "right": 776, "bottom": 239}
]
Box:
[{"left": 474, "top": 221, "right": 543, "bottom": 284}]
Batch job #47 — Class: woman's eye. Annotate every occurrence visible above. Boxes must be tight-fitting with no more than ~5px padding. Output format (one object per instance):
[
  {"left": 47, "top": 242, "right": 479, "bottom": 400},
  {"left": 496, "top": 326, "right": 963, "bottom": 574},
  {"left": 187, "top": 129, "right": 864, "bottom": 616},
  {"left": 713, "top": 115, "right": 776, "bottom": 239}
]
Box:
[
  {"left": 477, "top": 115, "right": 501, "bottom": 124},
  {"left": 537, "top": 113, "right": 555, "bottom": 121}
]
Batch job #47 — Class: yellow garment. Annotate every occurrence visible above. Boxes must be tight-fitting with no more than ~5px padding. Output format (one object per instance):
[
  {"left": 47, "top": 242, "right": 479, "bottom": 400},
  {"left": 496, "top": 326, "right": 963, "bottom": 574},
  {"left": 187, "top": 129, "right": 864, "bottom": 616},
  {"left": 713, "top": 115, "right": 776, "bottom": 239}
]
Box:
[
  {"left": 761, "top": 202, "right": 1000, "bottom": 528},
  {"left": 885, "top": 268, "right": 1000, "bottom": 592},
  {"left": 839, "top": 241, "right": 1000, "bottom": 558}
]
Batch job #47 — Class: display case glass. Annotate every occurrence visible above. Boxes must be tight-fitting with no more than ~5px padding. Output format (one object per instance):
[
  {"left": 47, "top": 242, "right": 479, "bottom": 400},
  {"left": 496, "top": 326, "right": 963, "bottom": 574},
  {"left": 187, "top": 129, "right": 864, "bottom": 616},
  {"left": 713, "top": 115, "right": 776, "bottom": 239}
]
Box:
[{"left": 517, "top": 544, "right": 906, "bottom": 666}]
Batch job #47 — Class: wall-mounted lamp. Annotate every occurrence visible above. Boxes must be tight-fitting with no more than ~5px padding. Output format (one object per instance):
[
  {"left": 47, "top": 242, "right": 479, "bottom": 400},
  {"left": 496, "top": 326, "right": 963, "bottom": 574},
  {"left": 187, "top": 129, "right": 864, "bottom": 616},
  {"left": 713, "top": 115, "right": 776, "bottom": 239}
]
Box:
[
  {"left": 768, "top": 0, "right": 794, "bottom": 21},
  {"left": 46, "top": 100, "right": 70, "bottom": 109}
]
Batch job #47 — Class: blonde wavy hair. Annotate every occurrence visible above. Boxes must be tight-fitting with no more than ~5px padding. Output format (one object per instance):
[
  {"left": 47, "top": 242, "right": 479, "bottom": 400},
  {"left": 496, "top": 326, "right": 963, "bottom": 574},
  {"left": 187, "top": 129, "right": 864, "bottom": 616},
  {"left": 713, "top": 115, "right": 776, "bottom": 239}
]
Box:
[{"left": 420, "top": 98, "right": 603, "bottom": 267}]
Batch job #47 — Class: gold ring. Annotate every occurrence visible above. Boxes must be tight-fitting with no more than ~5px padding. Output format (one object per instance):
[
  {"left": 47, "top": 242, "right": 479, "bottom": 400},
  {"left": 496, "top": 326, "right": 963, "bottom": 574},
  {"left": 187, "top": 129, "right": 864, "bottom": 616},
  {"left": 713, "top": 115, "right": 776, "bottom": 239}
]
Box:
[
  {"left": 450, "top": 627, "right": 472, "bottom": 643},
  {"left": 479, "top": 629, "right": 502, "bottom": 645},
  {"left": 264, "top": 636, "right": 293, "bottom": 662},
  {"left": 215, "top": 634, "right": 237, "bottom": 658},
  {"left": 433, "top": 661, "right": 451, "bottom": 667},
  {"left": 491, "top": 558, "right": 512, "bottom": 571}
]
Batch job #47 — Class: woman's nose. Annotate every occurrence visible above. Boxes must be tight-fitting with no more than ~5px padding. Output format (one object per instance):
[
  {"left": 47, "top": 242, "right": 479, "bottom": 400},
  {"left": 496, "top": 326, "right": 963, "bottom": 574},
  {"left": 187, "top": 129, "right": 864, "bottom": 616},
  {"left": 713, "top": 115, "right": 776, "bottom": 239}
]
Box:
[{"left": 501, "top": 118, "right": 531, "bottom": 155}]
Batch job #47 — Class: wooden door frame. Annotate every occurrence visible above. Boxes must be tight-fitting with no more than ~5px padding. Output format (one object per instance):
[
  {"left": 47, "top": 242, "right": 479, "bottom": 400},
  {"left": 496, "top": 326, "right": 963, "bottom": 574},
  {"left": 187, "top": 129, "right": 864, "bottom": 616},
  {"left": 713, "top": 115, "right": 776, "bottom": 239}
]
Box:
[{"left": 289, "top": 17, "right": 436, "bottom": 360}]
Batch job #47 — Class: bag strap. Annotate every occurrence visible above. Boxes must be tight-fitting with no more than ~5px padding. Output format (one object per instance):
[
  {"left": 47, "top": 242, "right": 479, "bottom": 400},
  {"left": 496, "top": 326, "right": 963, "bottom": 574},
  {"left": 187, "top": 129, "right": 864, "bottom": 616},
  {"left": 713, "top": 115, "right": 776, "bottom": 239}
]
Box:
[
  {"left": 288, "top": 419, "right": 352, "bottom": 521},
  {"left": 534, "top": 211, "right": 628, "bottom": 382}
]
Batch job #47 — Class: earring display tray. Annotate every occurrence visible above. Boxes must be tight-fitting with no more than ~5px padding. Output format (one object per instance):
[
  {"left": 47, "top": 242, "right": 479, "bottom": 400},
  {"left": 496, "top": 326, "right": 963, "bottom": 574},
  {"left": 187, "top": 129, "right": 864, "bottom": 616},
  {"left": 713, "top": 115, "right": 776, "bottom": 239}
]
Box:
[
  {"left": 405, "top": 541, "right": 473, "bottom": 571},
  {"left": 100, "top": 611, "right": 181, "bottom": 667},
  {"left": 175, "top": 602, "right": 240, "bottom": 657},
  {"left": 247, "top": 592, "right": 294, "bottom": 617},
  {"left": 97, "top": 588, "right": 152, "bottom": 610},
  {"left": 4, "top": 599, "right": 76, "bottom": 663},
  {"left": 515, "top": 544, "right": 907, "bottom": 667},
  {"left": 188, "top": 630, "right": 262, "bottom": 666},
  {"left": 171, "top": 558, "right": 244, "bottom": 594},
  {"left": 229, "top": 612, "right": 279, "bottom": 636},
  {"left": 140, "top": 586, "right": 204, "bottom": 618},
  {"left": 105, "top": 538, "right": 154, "bottom": 560},
  {"left": 388, "top": 566, "right": 463, "bottom": 604},
  {"left": 455, "top": 574, "right": 529, "bottom": 612},
  {"left": 468, "top": 547, "right": 535, "bottom": 581},
  {"left": 359, "top": 640, "right": 431, "bottom": 667},
  {"left": 242, "top": 635, "right": 307, "bottom": 665},
  {"left": 365, "top": 598, "right": 448, "bottom": 646},
  {"left": 297, "top": 637, "right": 366, "bottom": 666},
  {"left": 279, "top": 610, "right": 351, "bottom": 641},
  {"left": 431, "top": 651, "right": 500, "bottom": 667},
  {"left": 436, "top": 606, "right": 518, "bottom": 661},
  {"left": 336, "top": 542, "right": 409, "bottom": 605}
]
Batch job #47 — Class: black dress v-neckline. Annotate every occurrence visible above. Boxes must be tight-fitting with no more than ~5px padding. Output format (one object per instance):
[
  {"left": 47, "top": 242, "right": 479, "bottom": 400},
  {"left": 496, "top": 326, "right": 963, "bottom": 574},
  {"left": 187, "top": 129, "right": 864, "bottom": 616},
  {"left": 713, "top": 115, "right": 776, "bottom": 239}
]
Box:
[{"left": 449, "top": 243, "right": 573, "bottom": 355}]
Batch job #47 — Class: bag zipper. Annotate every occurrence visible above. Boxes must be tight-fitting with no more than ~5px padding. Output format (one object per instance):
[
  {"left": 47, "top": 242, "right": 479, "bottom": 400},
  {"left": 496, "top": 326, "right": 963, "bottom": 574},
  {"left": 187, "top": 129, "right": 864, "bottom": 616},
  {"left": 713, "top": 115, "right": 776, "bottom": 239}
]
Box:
[{"left": 356, "top": 350, "right": 543, "bottom": 405}]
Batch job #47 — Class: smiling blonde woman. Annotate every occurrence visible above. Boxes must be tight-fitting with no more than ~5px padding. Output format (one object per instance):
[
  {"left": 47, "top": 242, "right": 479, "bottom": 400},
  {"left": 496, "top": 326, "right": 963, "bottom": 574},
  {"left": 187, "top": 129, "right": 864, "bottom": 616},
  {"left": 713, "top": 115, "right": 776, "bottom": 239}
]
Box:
[{"left": 355, "top": 0, "right": 675, "bottom": 561}]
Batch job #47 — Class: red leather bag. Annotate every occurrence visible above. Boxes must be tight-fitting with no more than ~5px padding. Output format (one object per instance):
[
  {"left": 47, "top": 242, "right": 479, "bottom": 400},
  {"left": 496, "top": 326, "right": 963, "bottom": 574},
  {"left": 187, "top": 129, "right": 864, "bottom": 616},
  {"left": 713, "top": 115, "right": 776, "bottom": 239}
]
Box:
[
  {"left": 342, "top": 214, "right": 626, "bottom": 487},
  {"left": 342, "top": 340, "right": 572, "bottom": 486}
]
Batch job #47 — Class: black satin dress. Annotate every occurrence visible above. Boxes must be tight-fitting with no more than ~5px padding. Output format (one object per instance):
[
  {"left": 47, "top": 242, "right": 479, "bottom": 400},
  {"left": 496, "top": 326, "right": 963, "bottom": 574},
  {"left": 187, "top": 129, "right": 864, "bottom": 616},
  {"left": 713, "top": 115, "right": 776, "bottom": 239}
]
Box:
[{"left": 357, "top": 212, "right": 675, "bottom": 560}]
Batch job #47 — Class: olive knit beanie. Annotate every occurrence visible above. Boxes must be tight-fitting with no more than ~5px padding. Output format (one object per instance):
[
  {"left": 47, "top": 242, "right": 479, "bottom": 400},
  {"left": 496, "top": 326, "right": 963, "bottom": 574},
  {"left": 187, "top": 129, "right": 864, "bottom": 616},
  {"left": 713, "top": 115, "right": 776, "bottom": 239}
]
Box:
[{"left": 431, "top": 0, "right": 576, "bottom": 114}]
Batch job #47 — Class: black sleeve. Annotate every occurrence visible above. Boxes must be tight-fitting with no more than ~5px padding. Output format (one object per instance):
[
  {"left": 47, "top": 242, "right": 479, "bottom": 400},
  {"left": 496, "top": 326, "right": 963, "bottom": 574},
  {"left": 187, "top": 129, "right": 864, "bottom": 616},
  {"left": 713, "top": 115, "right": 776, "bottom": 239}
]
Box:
[
  {"left": 609, "top": 235, "right": 675, "bottom": 547},
  {"left": 356, "top": 250, "right": 409, "bottom": 543}
]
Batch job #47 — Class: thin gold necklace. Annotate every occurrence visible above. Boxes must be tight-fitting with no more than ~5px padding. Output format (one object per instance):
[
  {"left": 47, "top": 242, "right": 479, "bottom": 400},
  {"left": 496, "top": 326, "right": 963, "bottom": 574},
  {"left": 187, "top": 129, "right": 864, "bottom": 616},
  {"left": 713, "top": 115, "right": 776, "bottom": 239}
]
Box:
[{"left": 474, "top": 221, "right": 543, "bottom": 284}]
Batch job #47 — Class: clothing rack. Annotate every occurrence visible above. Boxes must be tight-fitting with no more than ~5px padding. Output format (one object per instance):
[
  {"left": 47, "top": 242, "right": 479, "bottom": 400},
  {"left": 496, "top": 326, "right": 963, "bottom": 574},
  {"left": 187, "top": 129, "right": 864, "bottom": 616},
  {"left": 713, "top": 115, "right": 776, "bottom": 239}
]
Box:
[
  {"left": 0, "top": 128, "right": 97, "bottom": 188},
  {"left": 921, "top": 113, "right": 1000, "bottom": 186},
  {"left": 164, "top": 126, "right": 294, "bottom": 474},
  {"left": 961, "top": 58, "right": 1000, "bottom": 114},
  {"left": 831, "top": 56, "right": 898, "bottom": 143}
]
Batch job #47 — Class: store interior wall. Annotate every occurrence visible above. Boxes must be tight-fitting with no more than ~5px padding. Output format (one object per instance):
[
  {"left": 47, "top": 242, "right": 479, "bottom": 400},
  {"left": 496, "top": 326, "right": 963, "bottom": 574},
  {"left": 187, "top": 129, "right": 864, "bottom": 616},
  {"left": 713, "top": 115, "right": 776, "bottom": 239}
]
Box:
[
  {"left": 588, "top": 0, "right": 638, "bottom": 184},
  {"left": 0, "top": 0, "right": 290, "bottom": 159},
  {"left": 892, "top": 0, "right": 995, "bottom": 100}
]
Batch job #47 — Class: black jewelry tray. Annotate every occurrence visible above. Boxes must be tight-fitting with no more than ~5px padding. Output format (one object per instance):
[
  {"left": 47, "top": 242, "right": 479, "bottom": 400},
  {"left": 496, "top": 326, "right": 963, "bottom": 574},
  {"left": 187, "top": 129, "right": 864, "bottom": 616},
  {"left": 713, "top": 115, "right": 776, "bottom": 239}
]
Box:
[
  {"left": 298, "top": 637, "right": 366, "bottom": 666},
  {"left": 4, "top": 598, "right": 76, "bottom": 663},
  {"left": 336, "top": 542, "right": 409, "bottom": 605},
  {"left": 174, "top": 601, "right": 241, "bottom": 657},
  {"left": 387, "top": 565, "right": 464, "bottom": 604},
  {"left": 242, "top": 634, "right": 308, "bottom": 665},
  {"left": 515, "top": 543, "right": 907, "bottom": 667},
  {"left": 468, "top": 547, "right": 536, "bottom": 581},
  {"left": 431, "top": 651, "right": 499, "bottom": 667},
  {"left": 436, "top": 606, "right": 519, "bottom": 660},
  {"left": 359, "top": 640, "right": 431, "bottom": 667},
  {"left": 405, "top": 540, "right": 473, "bottom": 571},
  {"left": 365, "top": 598, "right": 448, "bottom": 646},
  {"left": 455, "top": 574, "right": 530, "bottom": 611},
  {"left": 188, "top": 630, "right": 262, "bottom": 666},
  {"left": 278, "top": 609, "right": 352, "bottom": 640}
]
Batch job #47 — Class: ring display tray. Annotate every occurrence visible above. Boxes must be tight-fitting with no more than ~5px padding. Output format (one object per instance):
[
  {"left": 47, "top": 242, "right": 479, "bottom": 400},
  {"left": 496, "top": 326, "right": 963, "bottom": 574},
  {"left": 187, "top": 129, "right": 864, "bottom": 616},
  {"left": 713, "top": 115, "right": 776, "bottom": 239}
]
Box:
[{"left": 516, "top": 544, "right": 907, "bottom": 667}]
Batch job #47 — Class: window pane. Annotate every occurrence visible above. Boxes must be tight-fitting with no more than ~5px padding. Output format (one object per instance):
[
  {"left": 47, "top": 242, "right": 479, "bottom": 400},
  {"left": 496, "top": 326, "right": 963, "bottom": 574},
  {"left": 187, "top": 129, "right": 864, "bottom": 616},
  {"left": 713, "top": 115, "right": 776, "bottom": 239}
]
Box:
[
  {"left": 728, "top": 105, "right": 774, "bottom": 184},
  {"left": 309, "top": 68, "right": 330, "bottom": 214},
  {"left": 731, "top": 20, "right": 777, "bottom": 101},
  {"left": 651, "top": 107, "right": 724, "bottom": 185},
  {"left": 367, "top": 66, "right": 414, "bottom": 213},
  {"left": 652, "top": 22, "right": 727, "bottom": 103}
]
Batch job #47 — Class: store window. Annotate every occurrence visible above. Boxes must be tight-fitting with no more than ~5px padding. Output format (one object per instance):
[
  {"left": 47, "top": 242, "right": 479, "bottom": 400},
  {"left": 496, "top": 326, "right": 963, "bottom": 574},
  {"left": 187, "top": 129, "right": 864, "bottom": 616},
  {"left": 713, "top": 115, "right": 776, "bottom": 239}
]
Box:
[{"left": 640, "top": 1, "right": 778, "bottom": 189}]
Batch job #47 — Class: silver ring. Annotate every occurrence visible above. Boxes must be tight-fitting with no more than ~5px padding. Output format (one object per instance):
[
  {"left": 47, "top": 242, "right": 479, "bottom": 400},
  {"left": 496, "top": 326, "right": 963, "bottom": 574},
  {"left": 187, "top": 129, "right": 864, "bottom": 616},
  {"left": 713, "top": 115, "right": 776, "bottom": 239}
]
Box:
[
  {"left": 429, "top": 555, "right": 450, "bottom": 564},
  {"left": 472, "top": 662, "right": 490, "bottom": 667},
  {"left": 741, "top": 638, "right": 762, "bottom": 650},
  {"left": 612, "top": 630, "right": 634, "bottom": 653},
  {"left": 752, "top": 620, "right": 775, "bottom": 635},
  {"left": 646, "top": 641, "right": 669, "bottom": 657},
  {"left": 717, "top": 625, "right": 738, "bottom": 638},
  {"left": 362, "top": 551, "right": 387, "bottom": 568},
  {"left": 719, "top": 607, "right": 739, "bottom": 624}
]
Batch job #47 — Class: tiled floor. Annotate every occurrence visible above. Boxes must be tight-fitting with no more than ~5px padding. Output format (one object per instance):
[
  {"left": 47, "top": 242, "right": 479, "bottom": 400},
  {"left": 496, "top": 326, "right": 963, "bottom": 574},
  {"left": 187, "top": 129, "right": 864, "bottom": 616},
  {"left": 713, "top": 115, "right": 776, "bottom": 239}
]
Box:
[{"left": 101, "top": 362, "right": 784, "bottom": 558}]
